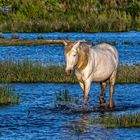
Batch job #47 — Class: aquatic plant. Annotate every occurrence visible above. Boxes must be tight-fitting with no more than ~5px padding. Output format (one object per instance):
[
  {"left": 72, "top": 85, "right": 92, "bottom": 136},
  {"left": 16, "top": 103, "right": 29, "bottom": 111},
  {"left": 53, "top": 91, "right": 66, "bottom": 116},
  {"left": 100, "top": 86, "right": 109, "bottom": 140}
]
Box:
[
  {"left": 0, "top": 60, "right": 139, "bottom": 83},
  {"left": 0, "top": 85, "right": 19, "bottom": 105},
  {"left": 73, "top": 125, "right": 86, "bottom": 133},
  {"left": 55, "top": 89, "right": 74, "bottom": 103},
  {"left": 91, "top": 113, "right": 140, "bottom": 128},
  {"left": 55, "top": 89, "right": 78, "bottom": 107}
]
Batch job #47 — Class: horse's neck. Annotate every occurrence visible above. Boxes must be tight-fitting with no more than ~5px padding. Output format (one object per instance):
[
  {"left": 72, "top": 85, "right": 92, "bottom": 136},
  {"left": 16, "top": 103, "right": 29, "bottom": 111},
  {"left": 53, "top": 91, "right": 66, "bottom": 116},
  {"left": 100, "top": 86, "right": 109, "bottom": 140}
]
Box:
[{"left": 76, "top": 47, "right": 89, "bottom": 71}]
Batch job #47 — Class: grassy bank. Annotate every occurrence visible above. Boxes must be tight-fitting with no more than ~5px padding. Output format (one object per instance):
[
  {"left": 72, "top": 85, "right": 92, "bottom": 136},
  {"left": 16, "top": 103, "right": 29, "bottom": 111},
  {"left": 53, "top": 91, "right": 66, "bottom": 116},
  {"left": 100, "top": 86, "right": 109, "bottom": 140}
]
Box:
[
  {"left": 0, "top": 60, "right": 139, "bottom": 83},
  {"left": 0, "top": 85, "right": 19, "bottom": 105},
  {"left": 0, "top": 0, "right": 140, "bottom": 32},
  {"left": 91, "top": 113, "right": 140, "bottom": 128},
  {"left": 0, "top": 38, "right": 64, "bottom": 46}
]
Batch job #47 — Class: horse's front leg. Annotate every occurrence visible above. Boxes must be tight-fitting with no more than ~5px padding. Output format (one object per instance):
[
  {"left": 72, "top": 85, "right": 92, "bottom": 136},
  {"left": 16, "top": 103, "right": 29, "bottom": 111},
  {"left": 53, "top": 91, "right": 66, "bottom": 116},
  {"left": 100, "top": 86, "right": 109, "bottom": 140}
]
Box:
[
  {"left": 99, "top": 82, "right": 107, "bottom": 107},
  {"left": 83, "top": 80, "right": 91, "bottom": 105}
]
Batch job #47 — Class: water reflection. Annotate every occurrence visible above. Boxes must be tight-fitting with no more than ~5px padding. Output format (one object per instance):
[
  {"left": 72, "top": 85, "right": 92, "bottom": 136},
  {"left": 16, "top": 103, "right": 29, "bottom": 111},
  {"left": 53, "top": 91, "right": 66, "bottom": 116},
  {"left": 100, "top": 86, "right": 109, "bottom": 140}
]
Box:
[{"left": 64, "top": 113, "right": 114, "bottom": 140}]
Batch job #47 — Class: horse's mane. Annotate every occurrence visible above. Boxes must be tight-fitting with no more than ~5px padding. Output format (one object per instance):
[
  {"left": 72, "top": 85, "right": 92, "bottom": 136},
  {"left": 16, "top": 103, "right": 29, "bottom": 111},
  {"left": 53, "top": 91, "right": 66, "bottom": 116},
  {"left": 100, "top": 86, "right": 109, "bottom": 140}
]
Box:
[{"left": 76, "top": 43, "right": 90, "bottom": 71}]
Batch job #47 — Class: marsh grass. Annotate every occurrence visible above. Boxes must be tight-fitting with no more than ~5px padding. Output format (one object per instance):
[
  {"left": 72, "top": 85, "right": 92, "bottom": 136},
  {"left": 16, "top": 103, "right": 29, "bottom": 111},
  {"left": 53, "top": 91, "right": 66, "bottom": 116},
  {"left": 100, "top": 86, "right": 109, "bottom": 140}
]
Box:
[
  {"left": 55, "top": 89, "right": 78, "bottom": 107},
  {"left": 55, "top": 89, "right": 74, "bottom": 103},
  {"left": 0, "top": 0, "right": 140, "bottom": 32},
  {"left": 0, "top": 60, "right": 139, "bottom": 83},
  {"left": 0, "top": 85, "right": 19, "bottom": 105},
  {"left": 91, "top": 113, "right": 140, "bottom": 128},
  {"left": 117, "top": 64, "right": 140, "bottom": 83}
]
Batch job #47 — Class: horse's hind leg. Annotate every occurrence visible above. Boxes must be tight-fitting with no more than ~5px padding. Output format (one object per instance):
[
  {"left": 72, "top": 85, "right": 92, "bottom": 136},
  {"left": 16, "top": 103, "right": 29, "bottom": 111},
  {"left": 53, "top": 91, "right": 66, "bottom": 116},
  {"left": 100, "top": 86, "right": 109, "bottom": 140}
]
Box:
[
  {"left": 99, "top": 82, "right": 107, "bottom": 107},
  {"left": 109, "top": 71, "right": 117, "bottom": 108}
]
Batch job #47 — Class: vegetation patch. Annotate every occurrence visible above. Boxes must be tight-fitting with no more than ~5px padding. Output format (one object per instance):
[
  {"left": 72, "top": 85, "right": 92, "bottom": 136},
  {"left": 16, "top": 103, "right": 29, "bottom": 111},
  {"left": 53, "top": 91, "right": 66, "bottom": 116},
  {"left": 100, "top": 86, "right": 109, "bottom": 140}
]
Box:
[
  {"left": 0, "top": 0, "right": 140, "bottom": 32},
  {"left": 117, "top": 64, "right": 140, "bottom": 83},
  {"left": 55, "top": 89, "right": 78, "bottom": 108},
  {"left": 0, "top": 60, "right": 139, "bottom": 83},
  {"left": 0, "top": 39, "right": 64, "bottom": 46},
  {"left": 0, "top": 85, "right": 19, "bottom": 105},
  {"left": 91, "top": 113, "right": 140, "bottom": 128}
]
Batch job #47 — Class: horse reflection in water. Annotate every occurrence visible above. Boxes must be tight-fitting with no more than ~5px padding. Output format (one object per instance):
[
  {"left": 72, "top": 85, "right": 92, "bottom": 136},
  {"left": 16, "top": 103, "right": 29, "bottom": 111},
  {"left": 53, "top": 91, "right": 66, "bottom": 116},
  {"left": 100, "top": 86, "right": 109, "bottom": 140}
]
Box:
[{"left": 63, "top": 40, "right": 119, "bottom": 108}]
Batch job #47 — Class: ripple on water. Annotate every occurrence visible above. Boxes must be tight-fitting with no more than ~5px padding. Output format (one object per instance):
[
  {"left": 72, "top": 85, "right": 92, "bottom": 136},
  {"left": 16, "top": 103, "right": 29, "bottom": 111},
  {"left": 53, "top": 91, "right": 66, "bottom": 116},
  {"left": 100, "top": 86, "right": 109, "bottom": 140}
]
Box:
[{"left": 0, "top": 83, "right": 140, "bottom": 140}]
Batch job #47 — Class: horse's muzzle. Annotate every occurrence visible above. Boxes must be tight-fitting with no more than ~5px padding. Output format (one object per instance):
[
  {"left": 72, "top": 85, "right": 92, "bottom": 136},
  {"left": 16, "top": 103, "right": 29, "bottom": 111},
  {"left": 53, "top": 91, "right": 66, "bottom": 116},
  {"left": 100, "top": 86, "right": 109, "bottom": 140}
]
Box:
[{"left": 65, "top": 69, "right": 72, "bottom": 76}]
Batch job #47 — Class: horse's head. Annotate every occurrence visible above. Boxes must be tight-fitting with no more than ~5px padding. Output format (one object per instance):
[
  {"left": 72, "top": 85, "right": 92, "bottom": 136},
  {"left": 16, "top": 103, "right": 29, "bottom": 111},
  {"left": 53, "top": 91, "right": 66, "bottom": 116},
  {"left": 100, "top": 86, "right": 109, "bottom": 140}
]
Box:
[{"left": 63, "top": 40, "right": 81, "bottom": 76}]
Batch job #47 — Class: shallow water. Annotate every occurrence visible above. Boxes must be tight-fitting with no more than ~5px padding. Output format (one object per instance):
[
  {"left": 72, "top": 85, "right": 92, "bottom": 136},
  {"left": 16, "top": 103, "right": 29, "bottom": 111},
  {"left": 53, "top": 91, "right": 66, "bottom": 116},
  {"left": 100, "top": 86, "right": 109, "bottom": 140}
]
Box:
[
  {"left": 0, "top": 31, "right": 140, "bottom": 65},
  {"left": 0, "top": 83, "right": 140, "bottom": 140},
  {"left": 0, "top": 31, "right": 140, "bottom": 139}
]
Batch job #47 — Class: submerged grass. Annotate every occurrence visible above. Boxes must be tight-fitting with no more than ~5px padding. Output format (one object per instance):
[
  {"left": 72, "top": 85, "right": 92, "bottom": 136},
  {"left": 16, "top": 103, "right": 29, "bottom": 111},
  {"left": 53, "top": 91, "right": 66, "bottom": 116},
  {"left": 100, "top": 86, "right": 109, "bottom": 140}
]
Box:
[
  {"left": 91, "top": 113, "right": 140, "bottom": 128},
  {"left": 0, "top": 85, "right": 19, "bottom": 105},
  {"left": 55, "top": 89, "right": 78, "bottom": 108},
  {"left": 0, "top": 60, "right": 139, "bottom": 83}
]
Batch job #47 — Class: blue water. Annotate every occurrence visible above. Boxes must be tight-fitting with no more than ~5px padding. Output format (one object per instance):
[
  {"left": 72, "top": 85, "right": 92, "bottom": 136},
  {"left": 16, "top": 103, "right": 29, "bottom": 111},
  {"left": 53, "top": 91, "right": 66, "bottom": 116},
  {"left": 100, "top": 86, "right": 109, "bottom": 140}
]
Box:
[
  {"left": 2, "top": 31, "right": 140, "bottom": 44},
  {"left": 0, "top": 31, "right": 140, "bottom": 65},
  {"left": 0, "top": 83, "right": 140, "bottom": 140},
  {"left": 0, "top": 32, "right": 140, "bottom": 140}
]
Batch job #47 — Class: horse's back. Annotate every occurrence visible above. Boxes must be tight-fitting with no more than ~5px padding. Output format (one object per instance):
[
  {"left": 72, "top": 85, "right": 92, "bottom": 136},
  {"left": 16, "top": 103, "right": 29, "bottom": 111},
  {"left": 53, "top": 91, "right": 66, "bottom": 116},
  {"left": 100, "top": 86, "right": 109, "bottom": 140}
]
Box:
[
  {"left": 95, "top": 43, "right": 118, "bottom": 65},
  {"left": 87, "top": 43, "right": 119, "bottom": 81},
  {"left": 96, "top": 43, "right": 117, "bottom": 54}
]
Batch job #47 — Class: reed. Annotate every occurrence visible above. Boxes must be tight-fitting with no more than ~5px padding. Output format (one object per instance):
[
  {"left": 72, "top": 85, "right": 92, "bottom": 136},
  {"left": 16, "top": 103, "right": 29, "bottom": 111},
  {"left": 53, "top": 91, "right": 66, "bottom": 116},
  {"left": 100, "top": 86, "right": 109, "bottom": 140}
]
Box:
[
  {"left": 0, "top": 0, "right": 140, "bottom": 32},
  {"left": 0, "top": 85, "right": 19, "bottom": 105},
  {"left": 91, "top": 113, "right": 140, "bottom": 128},
  {"left": 0, "top": 60, "right": 139, "bottom": 83}
]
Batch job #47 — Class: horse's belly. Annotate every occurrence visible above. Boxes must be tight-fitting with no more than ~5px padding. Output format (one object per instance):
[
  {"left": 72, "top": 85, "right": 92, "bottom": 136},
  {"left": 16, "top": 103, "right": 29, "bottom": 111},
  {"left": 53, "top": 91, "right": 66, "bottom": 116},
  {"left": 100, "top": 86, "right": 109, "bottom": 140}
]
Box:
[{"left": 91, "top": 67, "right": 114, "bottom": 82}]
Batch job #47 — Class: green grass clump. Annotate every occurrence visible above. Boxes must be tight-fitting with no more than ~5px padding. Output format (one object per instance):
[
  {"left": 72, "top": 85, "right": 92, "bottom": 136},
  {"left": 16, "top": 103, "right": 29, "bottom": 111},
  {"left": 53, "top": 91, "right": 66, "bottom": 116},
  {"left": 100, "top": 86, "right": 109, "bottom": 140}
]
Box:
[
  {"left": 0, "top": 60, "right": 139, "bottom": 83},
  {"left": 117, "top": 64, "right": 140, "bottom": 83},
  {"left": 55, "top": 89, "right": 78, "bottom": 107},
  {"left": 0, "top": 60, "right": 76, "bottom": 83},
  {"left": 55, "top": 89, "right": 74, "bottom": 103},
  {"left": 91, "top": 113, "right": 140, "bottom": 128},
  {"left": 0, "top": 85, "right": 19, "bottom": 105}
]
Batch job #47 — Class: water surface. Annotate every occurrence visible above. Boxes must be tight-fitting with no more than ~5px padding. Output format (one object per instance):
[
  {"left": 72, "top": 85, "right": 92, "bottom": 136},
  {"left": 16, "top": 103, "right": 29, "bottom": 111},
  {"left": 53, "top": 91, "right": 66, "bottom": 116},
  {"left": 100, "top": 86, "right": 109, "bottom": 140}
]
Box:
[
  {"left": 0, "top": 83, "right": 140, "bottom": 140},
  {"left": 0, "top": 32, "right": 140, "bottom": 65}
]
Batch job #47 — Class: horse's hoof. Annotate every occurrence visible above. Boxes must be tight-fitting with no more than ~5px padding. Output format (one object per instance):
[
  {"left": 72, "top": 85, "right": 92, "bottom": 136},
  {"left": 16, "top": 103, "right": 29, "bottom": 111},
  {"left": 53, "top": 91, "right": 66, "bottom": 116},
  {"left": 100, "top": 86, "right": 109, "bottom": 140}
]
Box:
[
  {"left": 106, "top": 101, "right": 115, "bottom": 109},
  {"left": 99, "top": 103, "right": 106, "bottom": 108},
  {"left": 82, "top": 103, "right": 89, "bottom": 109}
]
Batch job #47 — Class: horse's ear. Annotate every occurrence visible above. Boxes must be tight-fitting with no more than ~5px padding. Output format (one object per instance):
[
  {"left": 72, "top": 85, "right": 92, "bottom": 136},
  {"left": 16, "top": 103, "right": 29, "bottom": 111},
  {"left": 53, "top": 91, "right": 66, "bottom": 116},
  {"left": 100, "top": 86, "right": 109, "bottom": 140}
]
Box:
[
  {"left": 63, "top": 40, "right": 68, "bottom": 46},
  {"left": 73, "top": 41, "right": 81, "bottom": 51}
]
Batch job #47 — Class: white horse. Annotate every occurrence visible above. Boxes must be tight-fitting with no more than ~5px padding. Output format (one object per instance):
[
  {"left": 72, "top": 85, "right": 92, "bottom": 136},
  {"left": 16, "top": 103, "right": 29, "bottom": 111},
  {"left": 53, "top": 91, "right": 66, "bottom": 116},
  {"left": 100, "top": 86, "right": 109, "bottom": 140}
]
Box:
[{"left": 63, "top": 40, "right": 119, "bottom": 108}]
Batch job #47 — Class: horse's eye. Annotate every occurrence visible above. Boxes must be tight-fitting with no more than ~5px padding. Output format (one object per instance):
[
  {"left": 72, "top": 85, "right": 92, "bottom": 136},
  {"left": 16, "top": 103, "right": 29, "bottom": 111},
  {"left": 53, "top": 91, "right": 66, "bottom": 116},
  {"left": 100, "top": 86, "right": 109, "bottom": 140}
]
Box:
[{"left": 73, "top": 54, "right": 76, "bottom": 57}]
